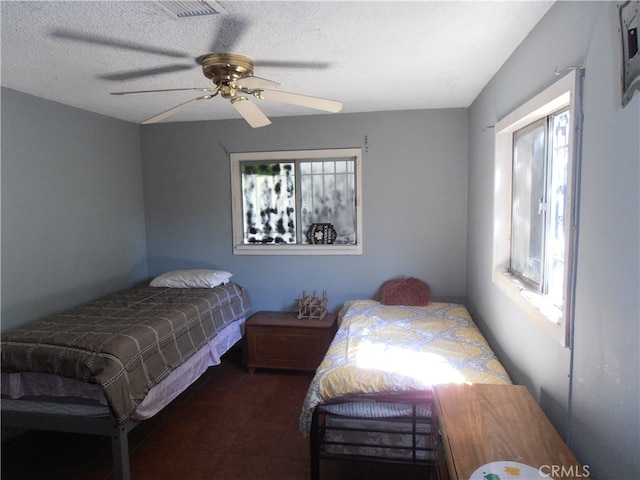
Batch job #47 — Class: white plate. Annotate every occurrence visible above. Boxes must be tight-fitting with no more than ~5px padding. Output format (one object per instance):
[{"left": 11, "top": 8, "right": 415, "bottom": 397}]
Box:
[{"left": 469, "top": 461, "right": 547, "bottom": 480}]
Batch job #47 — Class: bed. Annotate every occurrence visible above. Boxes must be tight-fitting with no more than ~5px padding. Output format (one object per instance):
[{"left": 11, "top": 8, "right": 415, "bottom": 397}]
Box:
[
  {"left": 1, "top": 269, "right": 252, "bottom": 480},
  {"left": 299, "top": 278, "right": 511, "bottom": 479}
]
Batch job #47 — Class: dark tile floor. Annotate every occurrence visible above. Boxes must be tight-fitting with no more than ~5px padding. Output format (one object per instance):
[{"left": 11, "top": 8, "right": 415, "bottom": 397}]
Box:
[{"left": 1, "top": 347, "right": 429, "bottom": 480}]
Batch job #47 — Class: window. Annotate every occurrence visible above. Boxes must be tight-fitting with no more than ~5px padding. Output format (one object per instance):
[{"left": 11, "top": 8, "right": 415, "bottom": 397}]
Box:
[
  {"left": 493, "top": 69, "right": 583, "bottom": 347},
  {"left": 511, "top": 108, "right": 570, "bottom": 305},
  {"left": 230, "top": 148, "right": 362, "bottom": 255}
]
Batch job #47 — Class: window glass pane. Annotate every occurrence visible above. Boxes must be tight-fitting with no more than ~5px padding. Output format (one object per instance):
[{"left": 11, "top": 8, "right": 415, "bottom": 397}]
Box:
[
  {"left": 300, "top": 159, "right": 357, "bottom": 245},
  {"left": 311, "top": 162, "right": 324, "bottom": 174},
  {"left": 546, "top": 109, "right": 570, "bottom": 307},
  {"left": 511, "top": 119, "right": 546, "bottom": 288},
  {"left": 300, "top": 162, "right": 311, "bottom": 175},
  {"left": 240, "top": 162, "right": 296, "bottom": 244}
]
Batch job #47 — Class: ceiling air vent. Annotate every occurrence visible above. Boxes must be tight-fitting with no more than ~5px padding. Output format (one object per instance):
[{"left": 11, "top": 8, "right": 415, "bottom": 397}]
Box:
[{"left": 155, "top": 1, "right": 227, "bottom": 19}]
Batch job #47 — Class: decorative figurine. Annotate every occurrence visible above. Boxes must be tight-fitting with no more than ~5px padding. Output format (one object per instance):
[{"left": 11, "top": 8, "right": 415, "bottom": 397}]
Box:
[{"left": 297, "top": 290, "right": 328, "bottom": 319}]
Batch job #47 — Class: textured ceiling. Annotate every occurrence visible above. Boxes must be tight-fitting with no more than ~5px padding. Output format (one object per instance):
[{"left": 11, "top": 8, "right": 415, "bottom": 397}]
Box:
[{"left": 1, "top": 1, "right": 554, "bottom": 125}]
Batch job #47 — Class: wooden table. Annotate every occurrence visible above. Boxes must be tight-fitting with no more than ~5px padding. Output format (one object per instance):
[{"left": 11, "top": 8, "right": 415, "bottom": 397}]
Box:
[
  {"left": 432, "top": 384, "right": 585, "bottom": 480},
  {"left": 245, "top": 311, "right": 337, "bottom": 373}
]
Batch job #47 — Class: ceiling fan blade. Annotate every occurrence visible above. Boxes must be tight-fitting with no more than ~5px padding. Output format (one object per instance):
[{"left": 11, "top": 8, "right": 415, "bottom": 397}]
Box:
[
  {"left": 258, "top": 90, "right": 343, "bottom": 113},
  {"left": 99, "top": 64, "right": 195, "bottom": 81},
  {"left": 112, "top": 88, "right": 217, "bottom": 96},
  {"left": 237, "top": 76, "right": 280, "bottom": 90},
  {"left": 142, "top": 95, "right": 214, "bottom": 124},
  {"left": 231, "top": 97, "right": 271, "bottom": 128},
  {"left": 50, "top": 29, "right": 189, "bottom": 59}
]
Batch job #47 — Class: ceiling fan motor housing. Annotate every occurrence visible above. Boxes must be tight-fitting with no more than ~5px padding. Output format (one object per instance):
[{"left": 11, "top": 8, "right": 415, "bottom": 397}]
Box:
[{"left": 201, "top": 53, "right": 254, "bottom": 98}]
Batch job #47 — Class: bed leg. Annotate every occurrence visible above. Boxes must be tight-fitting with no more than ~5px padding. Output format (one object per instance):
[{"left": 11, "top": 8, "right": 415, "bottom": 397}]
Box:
[
  {"left": 310, "top": 408, "right": 321, "bottom": 480},
  {"left": 111, "top": 423, "right": 131, "bottom": 480}
]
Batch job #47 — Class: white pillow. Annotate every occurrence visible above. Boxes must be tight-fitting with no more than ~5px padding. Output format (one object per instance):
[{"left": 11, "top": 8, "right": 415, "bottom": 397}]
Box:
[{"left": 149, "top": 269, "right": 232, "bottom": 288}]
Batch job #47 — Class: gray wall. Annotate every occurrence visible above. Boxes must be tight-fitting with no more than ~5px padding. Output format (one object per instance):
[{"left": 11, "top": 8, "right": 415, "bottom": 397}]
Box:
[
  {"left": 1, "top": 88, "right": 148, "bottom": 330},
  {"left": 141, "top": 109, "right": 469, "bottom": 313},
  {"left": 466, "top": 3, "right": 639, "bottom": 479}
]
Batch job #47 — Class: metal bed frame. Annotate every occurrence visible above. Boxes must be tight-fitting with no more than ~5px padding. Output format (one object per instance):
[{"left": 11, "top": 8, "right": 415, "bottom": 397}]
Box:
[
  {"left": 309, "top": 392, "right": 435, "bottom": 480},
  {"left": 1, "top": 399, "right": 138, "bottom": 480}
]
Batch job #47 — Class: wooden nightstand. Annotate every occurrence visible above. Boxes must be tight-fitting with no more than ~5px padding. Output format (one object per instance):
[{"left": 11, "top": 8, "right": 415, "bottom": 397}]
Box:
[
  {"left": 245, "top": 311, "right": 338, "bottom": 373},
  {"left": 432, "top": 384, "right": 584, "bottom": 480}
]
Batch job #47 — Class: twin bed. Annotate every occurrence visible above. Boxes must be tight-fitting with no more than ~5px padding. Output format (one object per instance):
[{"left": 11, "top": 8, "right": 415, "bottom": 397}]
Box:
[
  {"left": 299, "top": 278, "right": 512, "bottom": 479},
  {"left": 1, "top": 270, "right": 252, "bottom": 480}
]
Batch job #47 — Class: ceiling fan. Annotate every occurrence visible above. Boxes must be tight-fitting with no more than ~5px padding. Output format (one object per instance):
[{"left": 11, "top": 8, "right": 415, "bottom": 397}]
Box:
[
  {"left": 51, "top": 17, "right": 341, "bottom": 127},
  {"left": 110, "top": 52, "right": 343, "bottom": 127}
]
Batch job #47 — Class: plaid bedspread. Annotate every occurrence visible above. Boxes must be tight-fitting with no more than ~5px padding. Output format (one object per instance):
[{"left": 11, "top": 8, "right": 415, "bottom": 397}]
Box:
[{"left": 1, "top": 282, "right": 252, "bottom": 424}]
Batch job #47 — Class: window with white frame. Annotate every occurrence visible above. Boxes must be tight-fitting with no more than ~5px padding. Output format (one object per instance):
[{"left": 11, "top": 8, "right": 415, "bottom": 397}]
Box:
[
  {"left": 493, "top": 69, "right": 583, "bottom": 347},
  {"left": 230, "top": 148, "right": 362, "bottom": 255}
]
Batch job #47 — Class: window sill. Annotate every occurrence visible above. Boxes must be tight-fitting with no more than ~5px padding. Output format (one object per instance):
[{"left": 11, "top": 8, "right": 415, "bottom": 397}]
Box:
[
  {"left": 492, "top": 268, "right": 567, "bottom": 346},
  {"left": 233, "top": 243, "right": 363, "bottom": 255}
]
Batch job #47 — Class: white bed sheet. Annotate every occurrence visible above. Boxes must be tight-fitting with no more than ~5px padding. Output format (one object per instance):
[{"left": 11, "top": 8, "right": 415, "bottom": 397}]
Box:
[{"left": 1, "top": 318, "right": 246, "bottom": 420}]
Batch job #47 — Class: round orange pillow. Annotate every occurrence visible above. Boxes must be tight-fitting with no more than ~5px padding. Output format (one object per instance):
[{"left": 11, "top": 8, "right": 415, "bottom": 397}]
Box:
[{"left": 380, "top": 277, "right": 431, "bottom": 306}]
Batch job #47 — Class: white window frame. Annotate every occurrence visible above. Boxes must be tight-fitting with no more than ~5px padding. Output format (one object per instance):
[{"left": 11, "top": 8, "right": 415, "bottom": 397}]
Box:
[
  {"left": 492, "top": 69, "right": 583, "bottom": 347},
  {"left": 230, "top": 148, "right": 363, "bottom": 255}
]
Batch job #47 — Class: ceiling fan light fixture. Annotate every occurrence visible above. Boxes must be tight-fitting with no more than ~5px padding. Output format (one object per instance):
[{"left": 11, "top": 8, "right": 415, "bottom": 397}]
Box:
[{"left": 155, "top": 1, "right": 227, "bottom": 19}]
